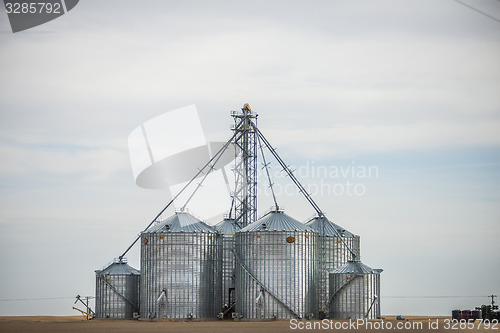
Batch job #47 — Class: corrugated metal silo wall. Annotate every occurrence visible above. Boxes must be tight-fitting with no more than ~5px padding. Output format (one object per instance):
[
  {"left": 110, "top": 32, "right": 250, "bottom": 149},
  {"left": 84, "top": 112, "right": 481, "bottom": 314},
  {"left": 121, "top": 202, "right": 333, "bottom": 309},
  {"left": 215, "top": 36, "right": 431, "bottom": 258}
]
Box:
[
  {"left": 95, "top": 274, "right": 140, "bottom": 319},
  {"left": 234, "top": 231, "right": 318, "bottom": 319},
  {"left": 318, "top": 235, "right": 360, "bottom": 312},
  {"left": 140, "top": 232, "right": 222, "bottom": 319},
  {"left": 328, "top": 271, "right": 380, "bottom": 319},
  {"left": 221, "top": 235, "right": 235, "bottom": 307}
]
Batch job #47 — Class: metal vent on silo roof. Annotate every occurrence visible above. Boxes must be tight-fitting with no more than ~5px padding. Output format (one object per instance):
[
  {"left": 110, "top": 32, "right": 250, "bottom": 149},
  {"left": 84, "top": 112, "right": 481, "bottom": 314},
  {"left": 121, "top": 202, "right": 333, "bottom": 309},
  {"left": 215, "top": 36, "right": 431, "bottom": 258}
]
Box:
[
  {"left": 306, "top": 216, "right": 356, "bottom": 238},
  {"left": 240, "top": 210, "right": 315, "bottom": 233},
  {"left": 330, "top": 260, "right": 382, "bottom": 275},
  {"left": 215, "top": 217, "right": 240, "bottom": 237},
  {"left": 97, "top": 260, "right": 140, "bottom": 276},
  {"left": 146, "top": 211, "right": 216, "bottom": 233}
]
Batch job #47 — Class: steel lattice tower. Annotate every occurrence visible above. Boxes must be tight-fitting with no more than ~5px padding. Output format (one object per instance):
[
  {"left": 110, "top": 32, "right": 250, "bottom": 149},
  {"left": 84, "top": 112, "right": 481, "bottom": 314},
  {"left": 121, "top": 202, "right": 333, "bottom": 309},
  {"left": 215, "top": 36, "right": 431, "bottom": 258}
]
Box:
[{"left": 231, "top": 104, "right": 258, "bottom": 228}]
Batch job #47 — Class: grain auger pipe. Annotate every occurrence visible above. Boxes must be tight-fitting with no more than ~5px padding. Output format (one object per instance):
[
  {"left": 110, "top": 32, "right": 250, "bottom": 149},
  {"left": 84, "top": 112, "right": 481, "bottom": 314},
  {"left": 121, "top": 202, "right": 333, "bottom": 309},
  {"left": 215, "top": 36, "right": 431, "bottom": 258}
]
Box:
[
  {"left": 255, "top": 127, "right": 357, "bottom": 260},
  {"left": 180, "top": 125, "right": 238, "bottom": 211},
  {"left": 118, "top": 118, "right": 246, "bottom": 261}
]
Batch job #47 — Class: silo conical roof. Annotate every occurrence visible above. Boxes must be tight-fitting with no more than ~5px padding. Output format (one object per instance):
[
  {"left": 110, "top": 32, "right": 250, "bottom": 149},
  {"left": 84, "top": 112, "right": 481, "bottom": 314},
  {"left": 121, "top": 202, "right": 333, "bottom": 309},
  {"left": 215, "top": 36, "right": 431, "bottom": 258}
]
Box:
[
  {"left": 96, "top": 260, "right": 140, "bottom": 276},
  {"left": 146, "top": 211, "right": 216, "bottom": 233},
  {"left": 306, "top": 216, "right": 356, "bottom": 237},
  {"left": 240, "top": 210, "right": 315, "bottom": 232},
  {"left": 215, "top": 217, "right": 240, "bottom": 236},
  {"left": 330, "top": 260, "right": 382, "bottom": 274}
]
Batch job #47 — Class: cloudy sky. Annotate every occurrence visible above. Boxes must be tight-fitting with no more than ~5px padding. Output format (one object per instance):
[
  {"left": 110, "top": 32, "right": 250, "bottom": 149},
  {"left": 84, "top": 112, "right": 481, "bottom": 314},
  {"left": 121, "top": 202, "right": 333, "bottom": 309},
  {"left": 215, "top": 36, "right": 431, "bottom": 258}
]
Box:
[{"left": 1, "top": 0, "right": 499, "bottom": 316}]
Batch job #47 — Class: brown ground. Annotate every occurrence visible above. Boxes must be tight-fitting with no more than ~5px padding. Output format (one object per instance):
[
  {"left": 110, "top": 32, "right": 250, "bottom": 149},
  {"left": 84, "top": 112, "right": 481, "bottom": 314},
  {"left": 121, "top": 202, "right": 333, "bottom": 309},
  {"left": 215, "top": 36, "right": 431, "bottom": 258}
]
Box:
[{"left": 0, "top": 316, "right": 496, "bottom": 333}]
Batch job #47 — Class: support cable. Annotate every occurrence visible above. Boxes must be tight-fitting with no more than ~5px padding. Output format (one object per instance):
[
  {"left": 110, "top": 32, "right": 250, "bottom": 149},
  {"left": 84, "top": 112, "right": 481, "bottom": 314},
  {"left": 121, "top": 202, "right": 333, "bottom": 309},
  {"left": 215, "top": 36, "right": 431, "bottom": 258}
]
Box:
[
  {"left": 255, "top": 127, "right": 357, "bottom": 259},
  {"left": 256, "top": 132, "right": 279, "bottom": 210},
  {"left": 255, "top": 128, "right": 324, "bottom": 217},
  {"left": 228, "top": 195, "right": 235, "bottom": 219},
  {"left": 180, "top": 136, "right": 233, "bottom": 211},
  {"left": 453, "top": 0, "right": 500, "bottom": 24},
  {"left": 118, "top": 118, "right": 245, "bottom": 260}
]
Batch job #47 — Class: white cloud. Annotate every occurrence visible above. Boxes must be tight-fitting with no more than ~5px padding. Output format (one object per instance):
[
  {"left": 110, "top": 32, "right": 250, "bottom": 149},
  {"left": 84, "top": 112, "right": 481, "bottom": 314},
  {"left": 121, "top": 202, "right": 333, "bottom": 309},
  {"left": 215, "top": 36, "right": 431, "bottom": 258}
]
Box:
[
  {"left": 262, "top": 119, "right": 500, "bottom": 158},
  {"left": 0, "top": 141, "right": 128, "bottom": 180}
]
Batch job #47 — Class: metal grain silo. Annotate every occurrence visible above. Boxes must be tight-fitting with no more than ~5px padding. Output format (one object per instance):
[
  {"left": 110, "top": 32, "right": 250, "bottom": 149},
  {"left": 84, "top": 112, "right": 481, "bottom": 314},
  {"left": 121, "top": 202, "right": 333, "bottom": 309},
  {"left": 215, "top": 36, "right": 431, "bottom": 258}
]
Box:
[
  {"left": 140, "top": 211, "right": 222, "bottom": 319},
  {"left": 306, "top": 216, "right": 360, "bottom": 315},
  {"left": 329, "top": 260, "right": 382, "bottom": 320},
  {"left": 95, "top": 259, "right": 140, "bottom": 319},
  {"left": 214, "top": 217, "right": 240, "bottom": 311},
  {"left": 234, "top": 209, "right": 319, "bottom": 319}
]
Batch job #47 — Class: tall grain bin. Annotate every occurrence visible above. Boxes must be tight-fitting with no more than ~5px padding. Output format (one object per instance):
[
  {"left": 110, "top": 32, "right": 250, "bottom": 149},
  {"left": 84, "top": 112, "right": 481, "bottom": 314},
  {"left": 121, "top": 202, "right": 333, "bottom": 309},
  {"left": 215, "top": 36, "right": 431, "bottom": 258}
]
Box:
[
  {"left": 306, "top": 216, "right": 360, "bottom": 314},
  {"left": 95, "top": 259, "right": 140, "bottom": 319},
  {"left": 140, "top": 211, "right": 222, "bottom": 319},
  {"left": 234, "top": 209, "right": 319, "bottom": 319},
  {"left": 214, "top": 217, "right": 240, "bottom": 309},
  {"left": 329, "top": 260, "right": 382, "bottom": 319}
]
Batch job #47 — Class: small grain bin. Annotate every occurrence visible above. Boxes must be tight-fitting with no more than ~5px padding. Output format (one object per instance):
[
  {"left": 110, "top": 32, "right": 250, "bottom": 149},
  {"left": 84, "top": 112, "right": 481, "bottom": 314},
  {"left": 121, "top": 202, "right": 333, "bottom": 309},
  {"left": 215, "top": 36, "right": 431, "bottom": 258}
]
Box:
[
  {"left": 95, "top": 259, "right": 140, "bottom": 319},
  {"left": 329, "top": 260, "right": 382, "bottom": 319}
]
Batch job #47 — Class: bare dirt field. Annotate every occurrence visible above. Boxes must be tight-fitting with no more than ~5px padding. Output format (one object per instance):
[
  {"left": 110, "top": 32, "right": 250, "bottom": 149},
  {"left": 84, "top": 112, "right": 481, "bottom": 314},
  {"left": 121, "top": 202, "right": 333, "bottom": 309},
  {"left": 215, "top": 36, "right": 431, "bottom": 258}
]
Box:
[{"left": 0, "top": 316, "right": 497, "bottom": 333}]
